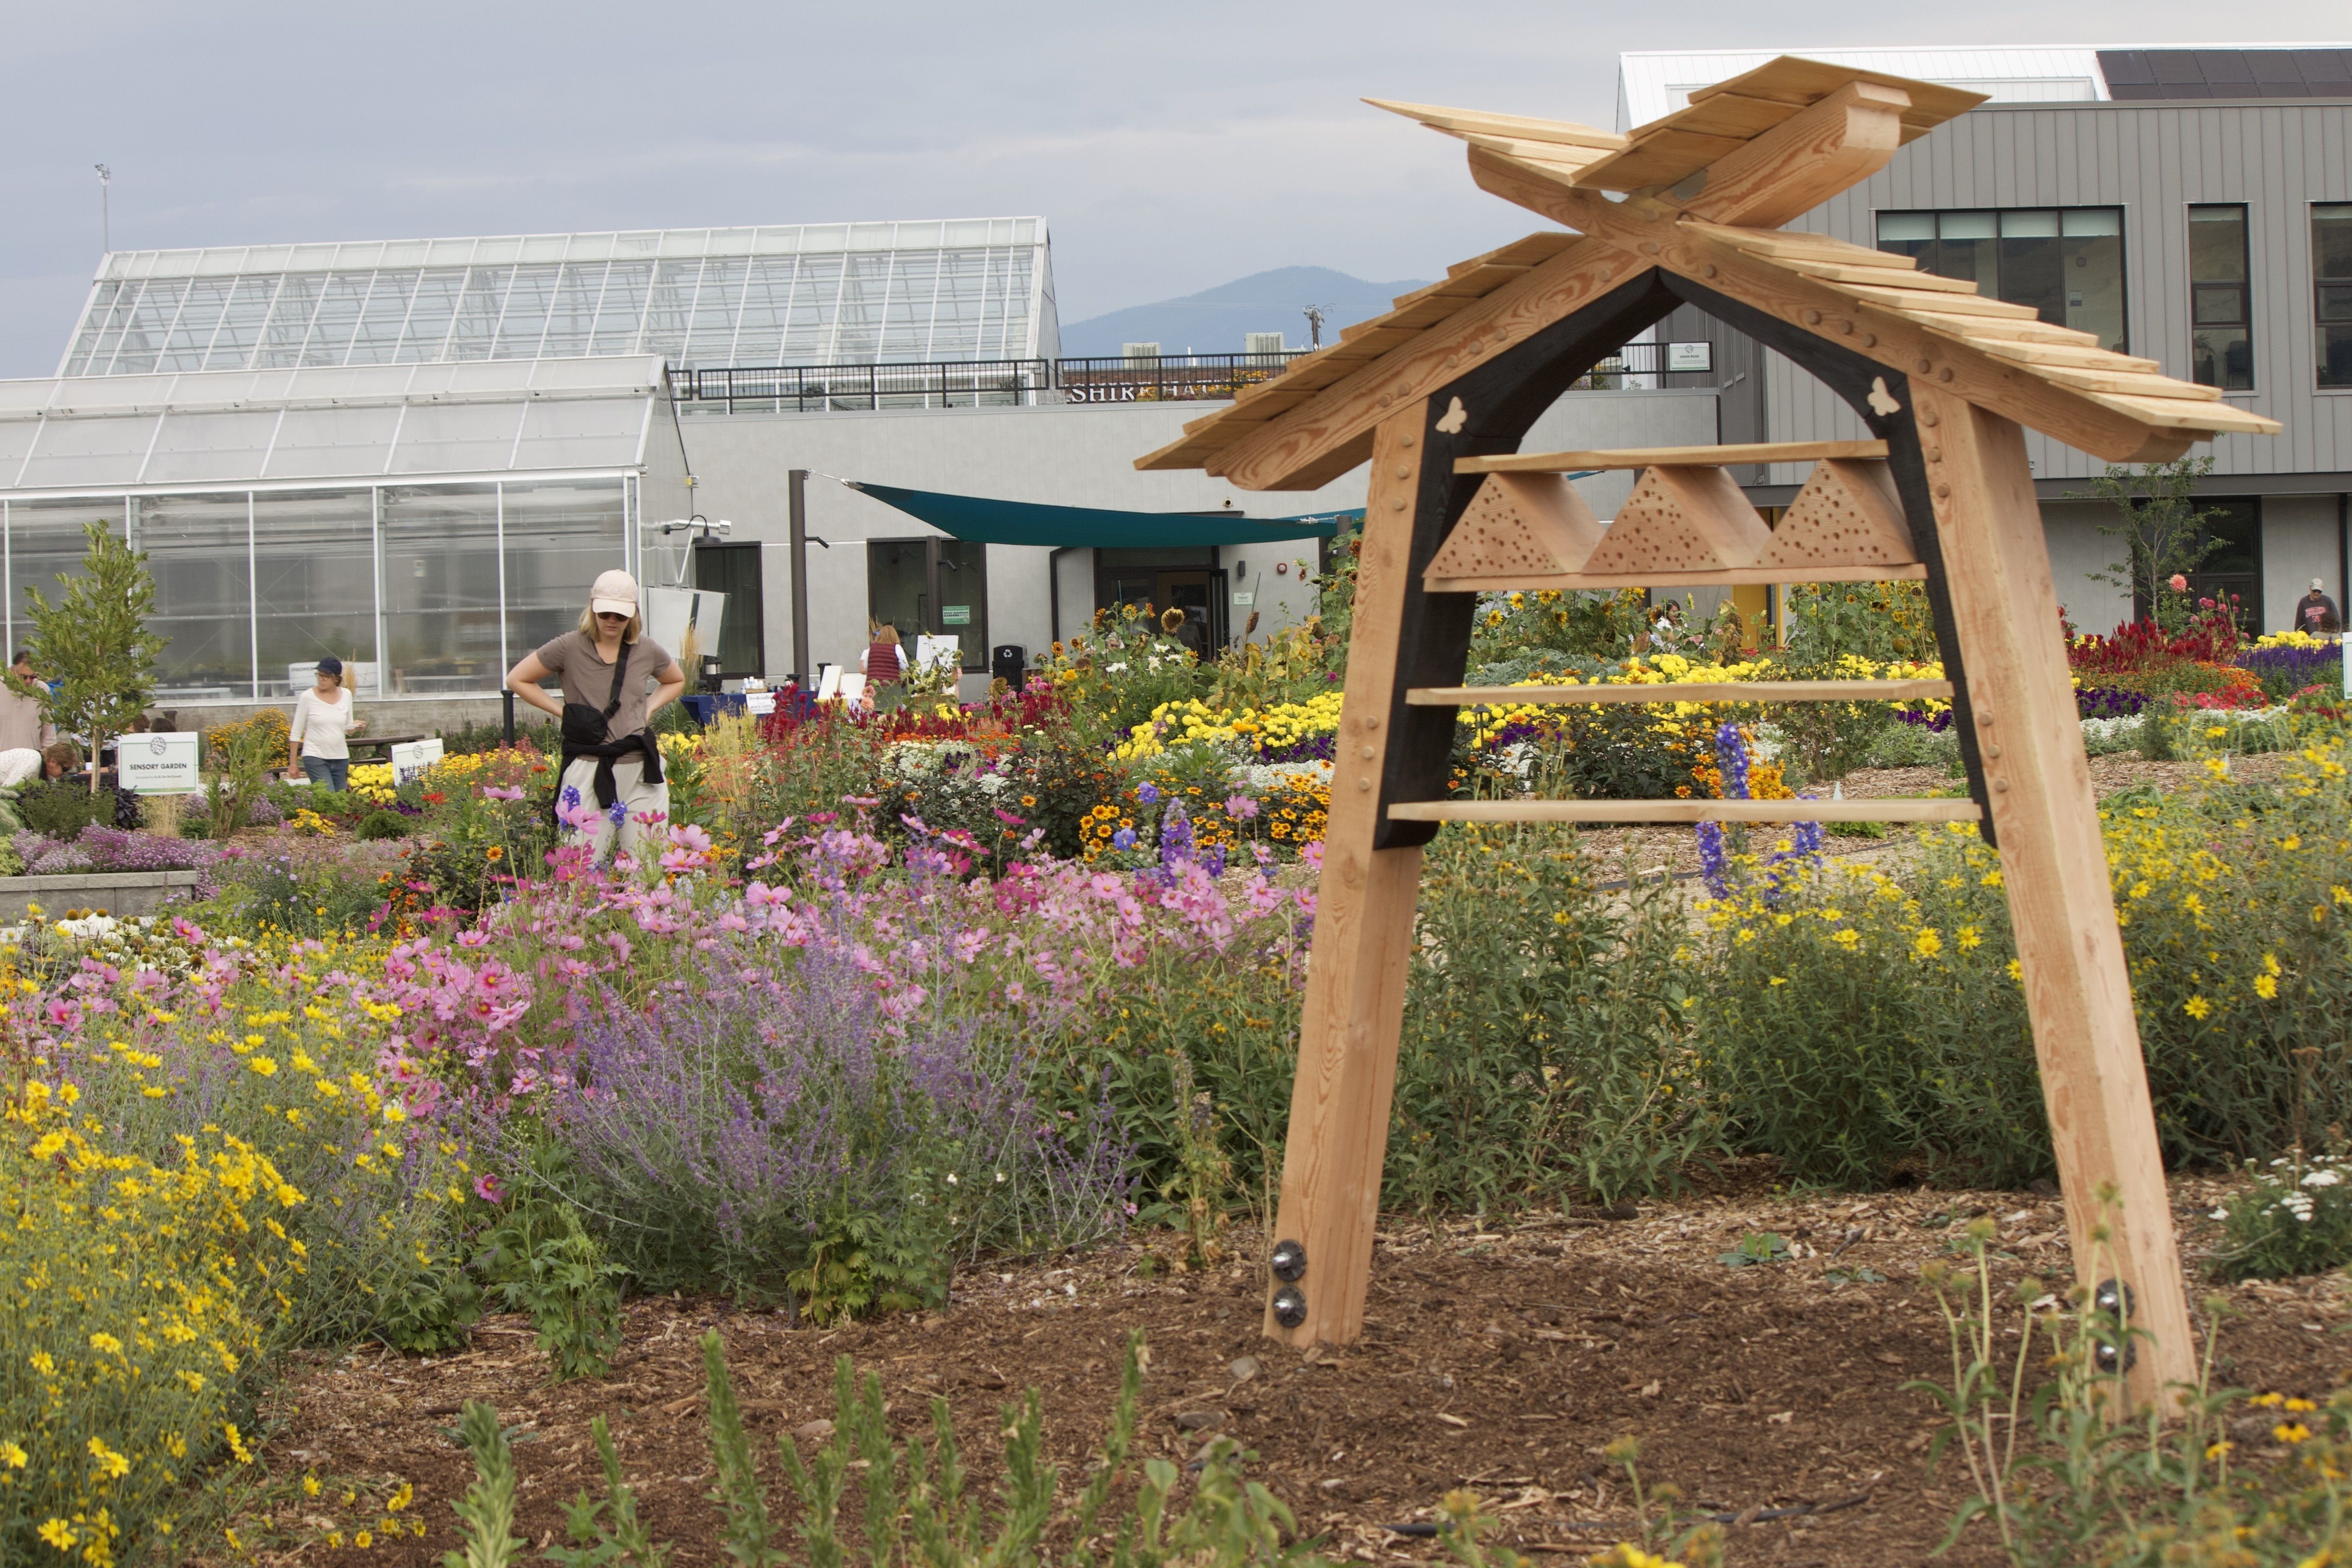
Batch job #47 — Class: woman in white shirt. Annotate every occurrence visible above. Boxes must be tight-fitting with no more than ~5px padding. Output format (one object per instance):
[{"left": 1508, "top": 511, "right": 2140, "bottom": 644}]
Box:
[{"left": 288, "top": 657, "right": 364, "bottom": 791}]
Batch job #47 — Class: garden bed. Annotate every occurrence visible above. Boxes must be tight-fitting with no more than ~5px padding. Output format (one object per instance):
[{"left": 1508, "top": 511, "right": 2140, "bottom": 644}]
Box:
[{"left": 235, "top": 1167, "right": 2347, "bottom": 1568}]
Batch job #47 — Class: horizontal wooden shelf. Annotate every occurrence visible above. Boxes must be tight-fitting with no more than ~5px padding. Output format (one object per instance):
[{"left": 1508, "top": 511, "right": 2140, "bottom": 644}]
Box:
[
  {"left": 1388, "top": 797, "right": 1982, "bottom": 826},
  {"left": 1456, "top": 440, "right": 1890, "bottom": 475},
  {"left": 1408, "top": 679, "right": 1953, "bottom": 706},
  {"left": 1425, "top": 562, "right": 1927, "bottom": 592}
]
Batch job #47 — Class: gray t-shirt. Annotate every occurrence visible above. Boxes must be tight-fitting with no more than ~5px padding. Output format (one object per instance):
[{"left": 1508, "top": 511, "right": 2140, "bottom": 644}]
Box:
[{"left": 534, "top": 631, "right": 675, "bottom": 740}]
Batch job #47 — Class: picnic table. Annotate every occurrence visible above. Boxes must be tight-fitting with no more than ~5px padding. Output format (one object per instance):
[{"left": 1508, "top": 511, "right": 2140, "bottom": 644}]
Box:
[{"left": 344, "top": 734, "right": 426, "bottom": 758}]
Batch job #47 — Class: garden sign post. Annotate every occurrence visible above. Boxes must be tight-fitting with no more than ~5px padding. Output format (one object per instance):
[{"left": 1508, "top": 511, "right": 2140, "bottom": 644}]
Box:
[{"left": 1137, "top": 56, "right": 2280, "bottom": 1411}]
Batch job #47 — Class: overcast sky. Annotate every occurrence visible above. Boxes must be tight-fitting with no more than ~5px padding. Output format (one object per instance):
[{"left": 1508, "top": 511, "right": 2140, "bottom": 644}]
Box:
[{"left": 4, "top": 1, "right": 2347, "bottom": 378}]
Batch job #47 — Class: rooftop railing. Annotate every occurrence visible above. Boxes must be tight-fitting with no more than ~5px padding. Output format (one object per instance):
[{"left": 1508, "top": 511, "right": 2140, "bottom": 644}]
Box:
[{"left": 668, "top": 340, "right": 1712, "bottom": 413}]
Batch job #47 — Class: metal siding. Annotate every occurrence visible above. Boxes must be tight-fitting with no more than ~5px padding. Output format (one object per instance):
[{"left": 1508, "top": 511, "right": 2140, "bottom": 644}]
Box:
[{"left": 1761, "top": 100, "right": 2352, "bottom": 484}]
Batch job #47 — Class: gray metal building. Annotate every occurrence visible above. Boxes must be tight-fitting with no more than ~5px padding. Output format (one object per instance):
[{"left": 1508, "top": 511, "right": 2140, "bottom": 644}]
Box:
[{"left": 1639, "top": 45, "right": 2352, "bottom": 634}]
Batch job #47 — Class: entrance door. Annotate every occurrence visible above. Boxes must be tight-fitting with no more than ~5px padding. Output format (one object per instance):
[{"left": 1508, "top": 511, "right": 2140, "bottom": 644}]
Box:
[
  {"left": 867, "top": 538, "right": 990, "bottom": 671},
  {"left": 1155, "top": 568, "right": 1228, "bottom": 658},
  {"left": 690, "top": 540, "right": 765, "bottom": 678}
]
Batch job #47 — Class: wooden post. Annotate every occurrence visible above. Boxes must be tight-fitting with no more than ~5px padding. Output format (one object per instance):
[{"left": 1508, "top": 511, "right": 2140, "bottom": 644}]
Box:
[
  {"left": 1914, "top": 383, "right": 2195, "bottom": 1405},
  {"left": 1263, "top": 402, "right": 1430, "bottom": 1345}
]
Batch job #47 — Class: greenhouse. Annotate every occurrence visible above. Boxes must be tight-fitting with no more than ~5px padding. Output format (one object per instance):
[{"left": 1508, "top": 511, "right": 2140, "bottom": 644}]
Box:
[
  {"left": 58, "top": 220, "right": 1057, "bottom": 377},
  {"left": 0, "top": 355, "right": 686, "bottom": 702}
]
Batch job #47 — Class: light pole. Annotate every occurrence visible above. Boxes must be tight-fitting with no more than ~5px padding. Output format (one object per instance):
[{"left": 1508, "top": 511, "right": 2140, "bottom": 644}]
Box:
[{"left": 94, "top": 164, "right": 110, "bottom": 254}]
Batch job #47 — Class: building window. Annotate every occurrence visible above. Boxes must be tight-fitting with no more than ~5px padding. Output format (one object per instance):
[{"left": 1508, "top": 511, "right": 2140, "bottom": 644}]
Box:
[
  {"left": 2188, "top": 205, "right": 2253, "bottom": 391},
  {"left": 2317, "top": 204, "right": 2352, "bottom": 389},
  {"left": 867, "top": 538, "right": 989, "bottom": 673},
  {"left": 1876, "top": 207, "right": 2128, "bottom": 352}
]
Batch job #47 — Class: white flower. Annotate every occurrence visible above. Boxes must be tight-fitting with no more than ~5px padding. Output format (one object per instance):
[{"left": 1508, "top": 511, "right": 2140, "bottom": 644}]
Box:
[
  {"left": 1107, "top": 662, "right": 1129, "bottom": 674},
  {"left": 945, "top": 1173, "right": 958, "bottom": 1185},
  {"left": 2301, "top": 1169, "right": 2343, "bottom": 1188},
  {"left": 2210, "top": 1208, "right": 2231, "bottom": 1221}
]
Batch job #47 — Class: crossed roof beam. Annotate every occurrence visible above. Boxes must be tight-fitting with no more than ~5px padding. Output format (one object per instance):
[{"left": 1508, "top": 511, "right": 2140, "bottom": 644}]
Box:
[{"left": 1138, "top": 56, "right": 2279, "bottom": 490}]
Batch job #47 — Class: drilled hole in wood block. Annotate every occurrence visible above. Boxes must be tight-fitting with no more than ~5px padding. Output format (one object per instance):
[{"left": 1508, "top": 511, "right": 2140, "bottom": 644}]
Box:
[
  {"left": 1757, "top": 459, "right": 1917, "bottom": 570},
  {"left": 1424, "top": 473, "right": 1606, "bottom": 580},
  {"left": 1579, "top": 465, "right": 1772, "bottom": 576}
]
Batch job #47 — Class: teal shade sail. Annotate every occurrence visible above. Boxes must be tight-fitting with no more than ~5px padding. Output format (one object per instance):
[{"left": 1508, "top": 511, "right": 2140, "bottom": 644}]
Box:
[{"left": 846, "top": 481, "right": 1358, "bottom": 549}]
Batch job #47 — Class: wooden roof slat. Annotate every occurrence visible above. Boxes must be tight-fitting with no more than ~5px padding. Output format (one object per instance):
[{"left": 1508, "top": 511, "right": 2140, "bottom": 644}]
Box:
[
  {"left": 1685, "top": 54, "right": 1988, "bottom": 132},
  {"left": 1976, "top": 340, "right": 2164, "bottom": 373},
  {"left": 1140, "top": 69, "right": 2281, "bottom": 484},
  {"left": 1570, "top": 129, "right": 1753, "bottom": 192},
  {"left": 2079, "top": 392, "right": 2278, "bottom": 434},
  {"left": 1793, "top": 259, "right": 1976, "bottom": 292},
  {"left": 1837, "top": 282, "right": 2046, "bottom": 319},
  {"left": 1904, "top": 310, "right": 2104, "bottom": 345},
  {"left": 1459, "top": 439, "right": 1888, "bottom": 474},
  {"left": 2034, "top": 364, "right": 2224, "bottom": 402},
  {"left": 1363, "top": 98, "right": 1625, "bottom": 151}
]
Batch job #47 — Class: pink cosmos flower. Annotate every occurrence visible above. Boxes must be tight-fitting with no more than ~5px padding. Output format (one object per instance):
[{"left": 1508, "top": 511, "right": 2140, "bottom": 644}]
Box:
[
  {"left": 473, "top": 1174, "right": 507, "bottom": 1205},
  {"left": 481, "top": 784, "right": 526, "bottom": 801},
  {"left": 1225, "top": 794, "right": 1259, "bottom": 820}
]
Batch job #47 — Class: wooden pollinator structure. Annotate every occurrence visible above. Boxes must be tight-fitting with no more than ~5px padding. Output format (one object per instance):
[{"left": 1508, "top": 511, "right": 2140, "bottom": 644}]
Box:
[{"left": 1138, "top": 58, "right": 2279, "bottom": 1408}]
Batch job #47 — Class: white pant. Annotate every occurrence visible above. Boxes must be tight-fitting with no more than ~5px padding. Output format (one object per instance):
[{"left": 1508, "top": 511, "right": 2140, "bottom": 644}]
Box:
[{"left": 557, "top": 755, "right": 669, "bottom": 863}]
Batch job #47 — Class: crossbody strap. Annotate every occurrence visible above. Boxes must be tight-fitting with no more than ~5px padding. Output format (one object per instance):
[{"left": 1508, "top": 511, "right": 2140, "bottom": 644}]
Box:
[{"left": 601, "top": 638, "right": 630, "bottom": 722}]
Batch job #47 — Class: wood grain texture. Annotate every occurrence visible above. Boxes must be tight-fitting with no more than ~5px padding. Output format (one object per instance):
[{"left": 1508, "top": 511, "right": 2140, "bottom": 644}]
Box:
[
  {"left": 1406, "top": 678, "right": 1953, "bottom": 706},
  {"left": 1461, "top": 162, "right": 2233, "bottom": 464},
  {"left": 1759, "top": 458, "right": 1917, "bottom": 570},
  {"left": 1670, "top": 81, "right": 1910, "bottom": 228},
  {"left": 1459, "top": 439, "right": 1887, "bottom": 473},
  {"left": 1388, "top": 797, "right": 1981, "bottom": 824},
  {"left": 1423, "top": 473, "right": 1606, "bottom": 578},
  {"left": 1263, "top": 403, "right": 1432, "bottom": 1346},
  {"left": 1909, "top": 382, "right": 2195, "bottom": 1409},
  {"left": 1581, "top": 465, "right": 1773, "bottom": 575},
  {"left": 1424, "top": 562, "right": 1928, "bottom": 592}
]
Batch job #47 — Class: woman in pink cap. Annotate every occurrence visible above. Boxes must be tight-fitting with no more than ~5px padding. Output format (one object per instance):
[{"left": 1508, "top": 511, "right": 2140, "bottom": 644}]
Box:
[{"left": 504, "top": 569, "right": 686, "bottom": 863}]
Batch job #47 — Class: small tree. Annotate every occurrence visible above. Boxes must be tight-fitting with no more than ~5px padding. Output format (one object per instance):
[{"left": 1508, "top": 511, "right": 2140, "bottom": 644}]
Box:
[
  {"left": 2081, "top": 454, "right": 2224, "bottom": 635},
  {"left": 5, "top": 520, "right": 164, "bottom": 796}
]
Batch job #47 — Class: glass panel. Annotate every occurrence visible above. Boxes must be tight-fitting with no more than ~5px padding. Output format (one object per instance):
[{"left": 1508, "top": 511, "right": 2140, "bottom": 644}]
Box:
[
  {"left": 300, "top": 272, "right": 374, "bottom": 367},
  {"left": 730, "top": 259, "right": 795, "bottom": 365},
  {"left": 1876, "top": 212, "right": 1935, "bottom": 244},
  {"left": 2193, "top": 285, "right": 2245, "bottom": 325},
  {"left": 783, "top": 256, "right": 843, "bottom": 361},
  {"left": 536, "top": 263, "right": 605, "bottom": 359},
  {"left": 396, "top": 271, "right": 464, "bottom": 362},
  {"left": 63, "top": 281, "right": 128, "bottom": 376},
  {"left": 2189, "top": 207, "right": 2249, "bottom": 281},
  {"left": 201, "top": 276, "right": 282, "bottom": 371},
  {"left": 588, "top": 261, "right": 652, "bottom": 355},
  {"left": 382, "top": 485, "right": 502, "bottom": 694},
  {"left": 934, "top": 538, "right": 987, "bottom": 669},
  {"left": 2058, "top": 217, "right": 2126, "bottom": 351},
  {"left": 8, "top": 499, "right": 118, "bottom": 636},
  {"left": 868, "top": 539, "right": 929, "bottom": 644},
  {"left": 490, "top": 264, "right": 561, "bottom": 359},
  {"left": 690, "top": 541, "right": 764, "bottom": 677},
  {"left": 2318, "top": 207, "right": 2352, "bottom": 388},
  {"left": 682, "top": 257, "right": 747, "bottom": 365},
  {"left": 640, "top": 260, "right": 701, "bottom": 362},
  {"left": 142, "top": 492, "right": 253, "bottom": 699},
  {"left": 254, "top": 275, "right": 323, "bottom": 369},
  {"left": 249, "top": 490, "right": 376, "bottom": 698},
  {"left": 1999, "top": 224, "right": 2065, "bottom": 326},
  {"left": 446, "top": 266, "right": 513, "bottom": 361},
  {"left": 1934, "top": 211, "right": 1998, "bottom": 289},
  {"left": 347, "top": 270, "right": 422, "bottom": 365},
  {"left": 110, "top": 279, "right": 189, "bottom": 375},
  {"left": 158, "top": 278, "right": 235, "bottom": 372},
  {"left": 500, "top": 481, "right": 626, "bottom": 666},
  {"left": 2061, "top": 208, "right": 2121, "bottom": 237},
  {"left": 831, "top": 254, "right": 890, "bottom": 361}
]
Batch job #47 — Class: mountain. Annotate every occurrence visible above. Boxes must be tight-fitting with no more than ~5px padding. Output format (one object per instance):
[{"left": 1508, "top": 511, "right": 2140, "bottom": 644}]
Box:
[{"left": 1057, "top": 265, "right": 1427, "bottom": 359}]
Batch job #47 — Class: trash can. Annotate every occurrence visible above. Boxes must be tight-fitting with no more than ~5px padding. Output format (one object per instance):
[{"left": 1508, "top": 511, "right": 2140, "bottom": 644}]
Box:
[{"left": 990, "top": 644, "right": 1026, "bottom": 686}]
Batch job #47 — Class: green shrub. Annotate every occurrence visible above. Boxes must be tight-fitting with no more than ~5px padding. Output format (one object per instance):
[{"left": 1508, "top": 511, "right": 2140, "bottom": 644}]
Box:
[
  {"left": 16, "top": 780, "right": 114, "bottom": 839},
  {"left": 356, "top": 809, "right": 412, "bottom": 841},
  {"left": 1695, "top": 741, "right": 2352, "bottom": 1186},
  {"left": 2207, "top": 1148, "right": 2352, "bottom": 1282},
  {"left": 1059, "top": 820, "right": 1709, "bottom": 1217}
]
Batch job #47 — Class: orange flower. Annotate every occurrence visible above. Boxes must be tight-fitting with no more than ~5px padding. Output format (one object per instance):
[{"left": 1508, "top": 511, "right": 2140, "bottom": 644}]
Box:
[{"left": 485, "top": 846, "right": 504, "bottom": 861}]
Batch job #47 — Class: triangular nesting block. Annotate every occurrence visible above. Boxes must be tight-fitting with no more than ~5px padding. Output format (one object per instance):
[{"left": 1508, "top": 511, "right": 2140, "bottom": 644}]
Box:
[
  {"left": 1757, "top": 459, "right": 1917, "bottom": 570},
  {"left": 1425, "top": 473, "right": 1607, "bottom": 579},
  {"left": 1579, "top": 465, "right": 1772, "bottom": 575}
]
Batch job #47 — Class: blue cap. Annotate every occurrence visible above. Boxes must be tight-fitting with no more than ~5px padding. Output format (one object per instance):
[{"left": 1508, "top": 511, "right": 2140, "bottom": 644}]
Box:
[{"left": 317, "top": 656, "right": 343, "bottom": 676}]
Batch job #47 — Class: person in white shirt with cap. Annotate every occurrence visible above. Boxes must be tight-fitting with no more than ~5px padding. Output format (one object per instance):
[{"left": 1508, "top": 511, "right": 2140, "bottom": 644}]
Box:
[{"left": 503, "top": 570, "right": 686, "bottom": 862}]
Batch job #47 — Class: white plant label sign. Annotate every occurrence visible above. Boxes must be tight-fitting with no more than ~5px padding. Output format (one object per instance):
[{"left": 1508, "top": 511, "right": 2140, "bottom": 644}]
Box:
[{"left": 120, "top": 732, "right": 199, "bottom": 794}]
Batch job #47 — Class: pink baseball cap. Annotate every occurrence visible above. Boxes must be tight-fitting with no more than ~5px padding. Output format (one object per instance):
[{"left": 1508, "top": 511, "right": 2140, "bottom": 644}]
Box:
[{"left": 590, "top": 570, "right": 640, "bottom": 617}]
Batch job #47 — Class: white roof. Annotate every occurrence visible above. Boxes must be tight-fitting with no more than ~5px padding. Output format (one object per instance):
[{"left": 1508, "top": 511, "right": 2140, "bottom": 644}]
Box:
[
  {"left": 64, "top": 219, "right": 1056, "bottom": 378},
  {"left": 1618, "top": 47, "right": 2111, "bottom": 130},
  {"left": 0, "top": 355, "right": 664, "bottom": 495}
]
